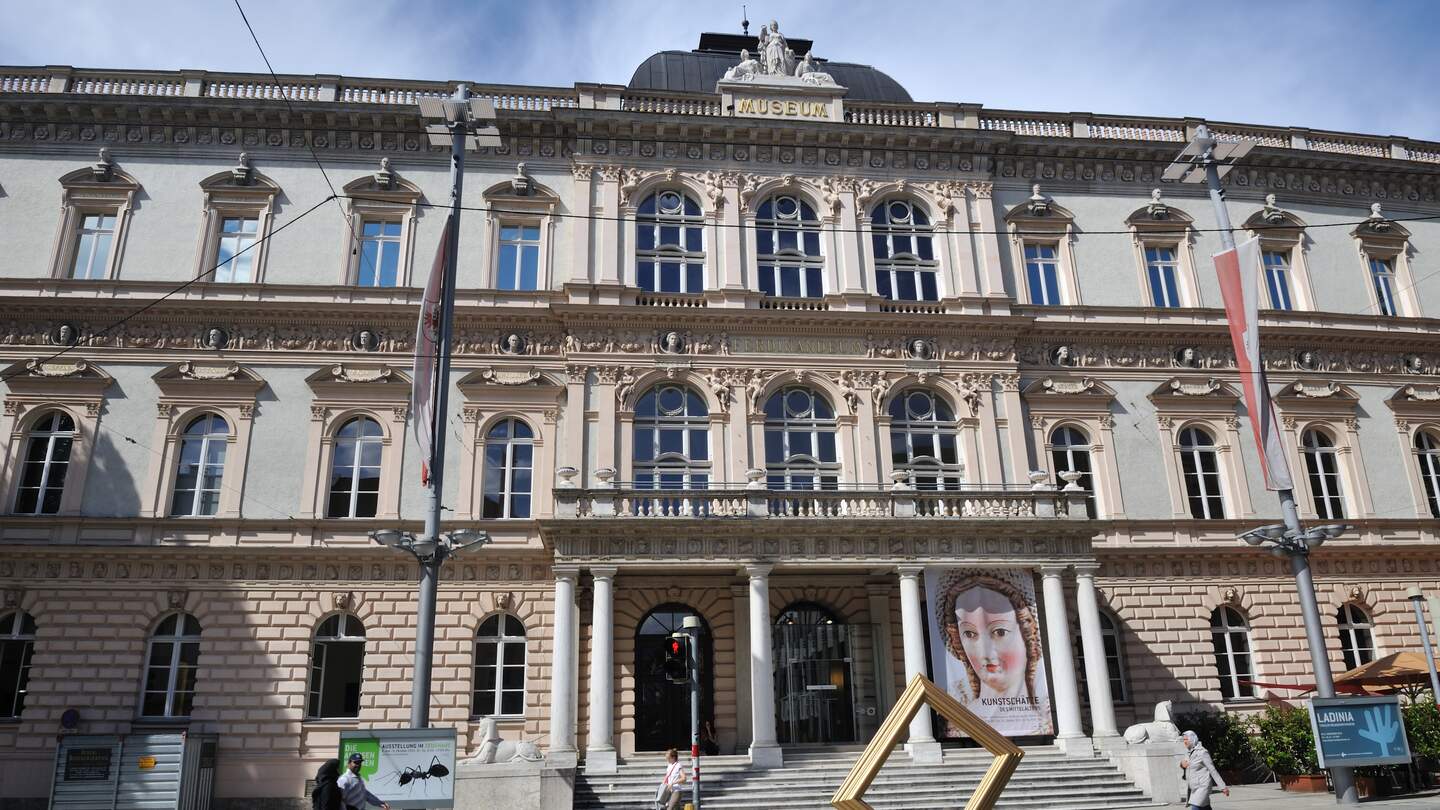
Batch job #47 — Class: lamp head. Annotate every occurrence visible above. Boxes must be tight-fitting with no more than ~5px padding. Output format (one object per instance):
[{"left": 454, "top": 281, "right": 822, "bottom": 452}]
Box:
[
  {"left": 1315, "top": 523, "right": 1351, "bottom": 541},
  {"left": 411, "top": 535, "right": 440, "bottom": 558},
  {"left": 1407, "top": 586, "right": 1425, "bottom": 601},
  {"left": 369, "top": 529, "right": 405, "bottom": 547},
  {"left": 447, "top": 528, "right": 491, "bottom": 549}
]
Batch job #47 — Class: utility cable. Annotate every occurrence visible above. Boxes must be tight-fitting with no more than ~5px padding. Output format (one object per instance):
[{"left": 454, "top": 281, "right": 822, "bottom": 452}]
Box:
[{"left": 231, "top": 0, "right": 384, "bottom": 287}]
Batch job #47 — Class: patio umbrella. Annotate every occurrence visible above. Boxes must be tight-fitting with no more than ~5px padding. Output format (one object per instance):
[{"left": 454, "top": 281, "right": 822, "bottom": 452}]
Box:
[{"left": 1334, "top": 651, "right": 1436, "bottom": 691}]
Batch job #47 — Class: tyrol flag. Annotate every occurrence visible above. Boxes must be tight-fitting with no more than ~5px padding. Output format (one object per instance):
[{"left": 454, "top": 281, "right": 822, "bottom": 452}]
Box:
[
  {"left": 411, "top": 215, "right": 453, "bottom": 486},
  {"left": 1214, "top": 236, "right": 1294, "bottom": 490}
]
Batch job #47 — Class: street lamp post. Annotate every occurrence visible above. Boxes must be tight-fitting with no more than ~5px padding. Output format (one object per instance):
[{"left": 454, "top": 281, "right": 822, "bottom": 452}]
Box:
[
  {"left": 1405, "top": 587, "right": 1440, "bottom": 700},
  {"left": 1168, "top": 124, "right": 1358, "bottom": 804},
  {"left": 1240, "top": 522, "right": 1355, "bottom": 802},
  {"left": 370, "top": 528, "right": 490, "bottom": 728}
]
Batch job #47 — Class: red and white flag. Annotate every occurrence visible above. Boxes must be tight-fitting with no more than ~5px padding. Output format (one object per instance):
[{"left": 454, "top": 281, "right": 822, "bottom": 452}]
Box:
[
  {"left": 411, "top": 215, "right": 453, "bottom": 486},
  {"left": 1214, "top": 236, "right": 1293, "bottom": 491}
]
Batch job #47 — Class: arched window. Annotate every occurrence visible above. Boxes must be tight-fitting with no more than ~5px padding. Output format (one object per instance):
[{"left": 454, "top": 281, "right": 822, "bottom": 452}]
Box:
[
  {"left": 482, "top": 418, "right": 533, "bottom": 519},
  {"left": 308, "top": 614, "right": 366, "bottom": 719},
  {"left": 1210, "top": 607, "right": 1255, "bottom": 701},
  {"left": 170, "top": 413, "right": 228, "bottom": 517},
  {"left": 636, "top": 190, "right": 704, "bottom": 294},
  {"left": 1178, "top": 426, "right": 1225, "bottom": 519},
  {"left": 1337, "top": 604, "right": 1376, "bottom": 670},
  {"left": 14, "top": 410, "right": 75, "bottom": 515},
  {"left": 141, "top": 612, "right": 201, "bottom": 718},
  {"left": 764, "top": 387, "right": 839, "bottom": 491},
  {"left": 1050, "top": 425, "right": 1096, "bottom": 518},
  {"left": 888, "top": 389, "right": 961, "bottom": 490},
  {"left": 473, "top": 614, "right": 527, "bottom": 718},
  {"left": 871, "top": 199, "right": 937, "bottom": 301},
  {"left": 0, "top": 611, "right": 36, "bottom": 718},
  {"left": 635, "top": 384, "right": 710, "bottom": 490},
  {"left": 327, "top": 417, "right": 383, "bottom": 518},
  {"left": 1301, "top": 428, "right": 1345, "bottom": 519},
  {"left": 756, "top": 195, "right": 823, "bottom": 299},
  {"left": 1417, "top": 429, "right": 1440, "bottom": 518}
]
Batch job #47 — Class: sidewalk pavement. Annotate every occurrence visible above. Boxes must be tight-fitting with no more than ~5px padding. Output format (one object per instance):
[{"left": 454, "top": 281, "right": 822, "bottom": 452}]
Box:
[{"left": 1212, "top": 783, "right": 1440, "bottom": 808}]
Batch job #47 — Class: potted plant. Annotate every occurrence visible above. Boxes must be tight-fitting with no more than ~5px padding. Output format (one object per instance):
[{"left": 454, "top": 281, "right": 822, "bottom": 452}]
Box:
[
  {"left": 1174, "top": 708, "right": 1260, "bottom": 784},
  {"left": 1403, "top": 699, "right": 1440, "bottom": 787},
  {"left": 1252, "top": 705, "right": 1325, "bottom": 792}
]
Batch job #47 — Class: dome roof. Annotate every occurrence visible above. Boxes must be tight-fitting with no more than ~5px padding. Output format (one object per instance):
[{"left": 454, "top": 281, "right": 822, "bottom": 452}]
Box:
[{"left": 627, "top": 32, "right": 913, "bottom": 104}]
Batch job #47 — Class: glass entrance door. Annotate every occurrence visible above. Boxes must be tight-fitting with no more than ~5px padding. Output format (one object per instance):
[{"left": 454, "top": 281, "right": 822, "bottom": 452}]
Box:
[{"left": 773, "top": 605, "right": 859, "bottom": 744}]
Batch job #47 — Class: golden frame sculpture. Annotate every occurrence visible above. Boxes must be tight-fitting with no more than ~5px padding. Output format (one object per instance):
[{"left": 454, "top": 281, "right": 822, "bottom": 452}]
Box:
[{"left": 830, "top": 674, "right": 1024, "bottom": 810}]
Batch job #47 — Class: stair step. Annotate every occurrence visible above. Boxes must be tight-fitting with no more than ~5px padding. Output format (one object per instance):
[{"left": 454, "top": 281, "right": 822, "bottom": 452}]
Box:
[{"left": 574, "top": 746, "right": 1161, "bottom": 810}]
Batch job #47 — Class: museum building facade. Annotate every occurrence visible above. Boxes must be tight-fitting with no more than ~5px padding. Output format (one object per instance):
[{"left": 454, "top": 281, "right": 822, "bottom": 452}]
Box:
[{"left": 1, "top": 25, "right": 1440, "bottom": 807}]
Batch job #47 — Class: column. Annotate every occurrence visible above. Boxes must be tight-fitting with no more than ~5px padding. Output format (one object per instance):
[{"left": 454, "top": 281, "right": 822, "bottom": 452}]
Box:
[
  {"left": 585, "top": 566, "right": 618, "bottom": 772},
  {"left": 1074, "top": 564, "right": 1119, "bottom": 740},
  {"left": 897, "top": 566, "right": 942, "bottom": 763},
  {"left": 548, "top": 566, "right": 579, "bottom": 758},
  {"left": 1040, "top": 565, "right": 1087, "bottom": 753},
  {"left": 745, "top": 563, "right": 783, "bottom": 768}
]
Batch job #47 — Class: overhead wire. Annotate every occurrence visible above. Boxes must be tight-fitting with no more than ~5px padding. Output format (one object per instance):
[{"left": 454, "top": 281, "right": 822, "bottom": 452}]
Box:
[{"left": 230, "top": 0, "right": 384, "bottom": 288}]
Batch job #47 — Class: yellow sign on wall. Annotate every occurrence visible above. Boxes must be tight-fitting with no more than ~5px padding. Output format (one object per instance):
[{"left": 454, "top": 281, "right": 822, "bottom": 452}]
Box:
[
  {"left": 137, "top": 755, "right": 156, "bottom": 770},
  {"left": 733, "top": 97, "right": 835, "bottom": 120}
]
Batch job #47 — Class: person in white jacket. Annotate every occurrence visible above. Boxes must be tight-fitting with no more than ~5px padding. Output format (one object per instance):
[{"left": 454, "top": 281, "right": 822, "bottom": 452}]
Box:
[
  {"left": 337, "top": 753, "right": 390, "bottom": 810},
  {"left": 1181, "top": 730, "right": 1230, "bottom": 809}
]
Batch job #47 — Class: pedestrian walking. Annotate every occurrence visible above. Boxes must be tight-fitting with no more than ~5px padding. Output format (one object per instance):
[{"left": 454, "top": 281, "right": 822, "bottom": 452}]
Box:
[
  {"left": 337, "top": 752, "right": 391, "bottom": 810},
  {"left": 653, "top": 748, "right": 687, "bottom": 810},
  {"left": 1180, "top": 729, "right": 1229, "bottom": 809},
  {"left": 311, "top": 759, "right": 343, "bottom": 810}
]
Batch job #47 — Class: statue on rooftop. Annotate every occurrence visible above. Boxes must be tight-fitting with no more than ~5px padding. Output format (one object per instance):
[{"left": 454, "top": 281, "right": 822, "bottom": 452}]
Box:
[{"left": 758, "top": 20, "right": 796, "bottom": 76}]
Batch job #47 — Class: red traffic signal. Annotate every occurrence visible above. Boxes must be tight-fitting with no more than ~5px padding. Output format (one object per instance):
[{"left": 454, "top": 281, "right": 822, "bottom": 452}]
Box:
[{"left": 663, "top": 633, "right": 689, "bottom": 683}]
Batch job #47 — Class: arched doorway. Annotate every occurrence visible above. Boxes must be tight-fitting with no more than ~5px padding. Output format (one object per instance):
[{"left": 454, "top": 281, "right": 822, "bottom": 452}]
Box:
[
  {"left": 634, "top": 604, "right": 714, "bottom": 751},
  {"left": 774, "top": 602, "right": 857, "bottom": 744}
]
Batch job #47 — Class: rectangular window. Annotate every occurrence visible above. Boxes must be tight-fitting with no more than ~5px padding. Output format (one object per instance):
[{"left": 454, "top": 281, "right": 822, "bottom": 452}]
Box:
[
  {"left": 214, "top": 217, "right": 258, "bottom": 283},
  {"left": 70, "top": 214, "right": 116, "bottom": 280},
  {"left": 496, "top": 223, "right": 541, "bottom": 291},
  {"left": 1024, "top": 244, "right": 1061, "bottom": 305},
  {"left": 1144, "top": 246, "right": 1180, "bottom": 308},
  {"left": 356, "top": 219, "right": 402, "bottom": 287},
  {"left": 1262, "top": 250, "right": 1293, "bottom": 311},
  {"left": 1369, "top": 257, "right": 1397, "bottom": 317}
]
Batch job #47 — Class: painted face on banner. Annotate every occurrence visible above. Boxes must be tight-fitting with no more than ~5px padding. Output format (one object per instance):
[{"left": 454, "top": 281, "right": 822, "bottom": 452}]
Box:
[{"left": 955, "top": 586, "right": 1026, "bottom": 696}]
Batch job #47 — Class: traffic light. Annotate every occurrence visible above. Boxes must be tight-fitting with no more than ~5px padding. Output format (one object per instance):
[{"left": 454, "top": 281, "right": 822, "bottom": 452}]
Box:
[{"left": 663, "top": 633, "right": 689, "bottom": 683}]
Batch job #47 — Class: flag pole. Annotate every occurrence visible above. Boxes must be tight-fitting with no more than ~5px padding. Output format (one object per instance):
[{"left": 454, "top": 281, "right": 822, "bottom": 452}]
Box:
[{"left": 1195, "top": 128, "right": 1358, "bottom": 805}]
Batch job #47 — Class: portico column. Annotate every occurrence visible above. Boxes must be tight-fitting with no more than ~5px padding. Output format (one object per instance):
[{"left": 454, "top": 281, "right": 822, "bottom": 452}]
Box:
[
  {"left": 1040, "top": 565, "right": 1087, "bottom": 753},
  {"left": 548, "top": 566, "right": 579, "bottom": 757},
  {"left": 896, "top": 565, "right": 942, "bottom": 763},
  {"left": 744, "top": 563, "right": 783, "bottom": 768},
  {"left": 1074, "top": 564, "right": 1119, "bottom": 739},
  {"left": 585, "top": 566, "right": 618, "bottom": 771}
]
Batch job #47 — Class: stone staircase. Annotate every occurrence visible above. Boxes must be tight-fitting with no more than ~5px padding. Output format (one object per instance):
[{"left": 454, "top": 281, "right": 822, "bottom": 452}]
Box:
[{"left": 574, "top": 746, "right": 1160, "bottom": 809}]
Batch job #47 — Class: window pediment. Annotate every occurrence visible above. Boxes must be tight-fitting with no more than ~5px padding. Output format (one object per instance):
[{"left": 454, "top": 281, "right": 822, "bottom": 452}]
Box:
[
  {"left": 1389, "top": 384, "right": 1440, "bottom": 421},
  {"left": 1148, "top": 377, "right": 1239, "bottom": 410},
  {"left": 2, "top": 359, "right": 113, "bottom": 399},
  {"left": 483, "top": 165, "right": 560, "bottom": 212},
  {"left": 1004, "top": 185, "right": 1076, "bottom": 229},
  {"left": 1274, "top": 380, "right": 1359, "bottom": 416},
  {"left": 305, "top": 364, "right": 411, "bottom": 403},
  {"left": 1022, "top": 377, "right": 1115, "bottom": 400},
  {"left": 343, "top": 160, "right": 422, "bottom": 203},
  {"left": 458, "top": 367, "right": 564, "bottom": 413},
  {"left": 153, "top": 362, "right": 265, "bottom": 402}
]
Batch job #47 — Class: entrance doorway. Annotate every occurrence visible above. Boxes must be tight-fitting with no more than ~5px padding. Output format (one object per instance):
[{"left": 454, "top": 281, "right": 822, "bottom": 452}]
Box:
[
  {"left": 634, "top": 604, "right": 713, "bottom": 751},
  {"left": 774, "top": 602, "right": 858, "bottom": 744}
]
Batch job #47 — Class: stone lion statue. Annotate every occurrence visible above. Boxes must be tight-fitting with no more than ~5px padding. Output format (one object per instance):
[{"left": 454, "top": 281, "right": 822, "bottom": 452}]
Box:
[
  {"left": 468, "top": 716, "right": 544, "bottom": 764},
  {"left": 1122, "top": 700, "right": 1180, "bottom": 744}
]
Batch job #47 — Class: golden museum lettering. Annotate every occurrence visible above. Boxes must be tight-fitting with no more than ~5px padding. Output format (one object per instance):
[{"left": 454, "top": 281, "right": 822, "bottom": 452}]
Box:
[{"left": 735, "top": 97, "right": 832, "bottom": 119}]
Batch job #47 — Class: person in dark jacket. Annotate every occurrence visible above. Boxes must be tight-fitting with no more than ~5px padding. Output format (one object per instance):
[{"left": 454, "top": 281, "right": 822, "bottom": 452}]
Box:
[{"left": 312, "top": 759, "right": 343, "bottom": 810}]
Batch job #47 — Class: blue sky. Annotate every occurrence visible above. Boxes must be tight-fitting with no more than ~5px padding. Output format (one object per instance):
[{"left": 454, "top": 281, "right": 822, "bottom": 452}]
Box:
[{"left": 4, "top": 0, "right": 1438, "bottom": 140}]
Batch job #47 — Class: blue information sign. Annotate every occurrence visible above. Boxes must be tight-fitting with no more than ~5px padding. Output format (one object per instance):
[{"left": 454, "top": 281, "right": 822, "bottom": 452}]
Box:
[{"left": 1307, "top": 696, "right": 1412, "bottom": 769}]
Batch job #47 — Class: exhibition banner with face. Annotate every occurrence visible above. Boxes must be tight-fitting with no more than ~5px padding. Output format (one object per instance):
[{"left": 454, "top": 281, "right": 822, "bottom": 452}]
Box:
[{"left": 925, "top": 566, "right": 1054, "bottom": 737}]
